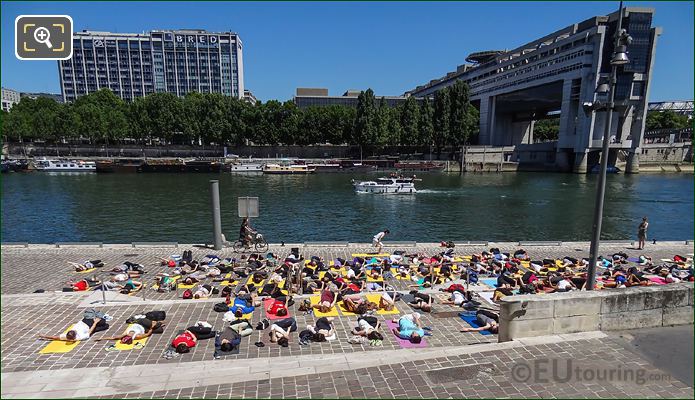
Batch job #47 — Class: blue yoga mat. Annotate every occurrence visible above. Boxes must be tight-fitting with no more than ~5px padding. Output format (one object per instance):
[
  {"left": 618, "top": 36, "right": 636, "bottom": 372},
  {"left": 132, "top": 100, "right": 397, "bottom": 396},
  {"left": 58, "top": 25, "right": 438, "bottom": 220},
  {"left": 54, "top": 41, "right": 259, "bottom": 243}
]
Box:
[
  {"left": 459, "top": 313, "right": 492, "bottom": 335},
  {"left": 480, "top": 278, "right": 498, "bottom": 288}
]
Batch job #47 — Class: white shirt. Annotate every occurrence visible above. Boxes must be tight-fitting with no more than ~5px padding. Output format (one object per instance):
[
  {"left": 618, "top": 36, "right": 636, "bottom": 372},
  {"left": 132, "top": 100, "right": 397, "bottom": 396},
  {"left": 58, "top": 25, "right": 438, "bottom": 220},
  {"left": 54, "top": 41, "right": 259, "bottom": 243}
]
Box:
[
  {"left": 452, "top": 291, "right": 465, "bottom": 305},
  {"left": 373, "top": 232, "right": 385, "bottom": 242},
  {"left": 358, "top": 319, "right": 375, "bottom": 333},
  {"left": 128, "top": 323, "right": 146, "bottom": 337},
  {"left": 60, "top": 320, "right": 91, "bottom": 341},
  {"left": 557, "top": 280, "right": 571, "bottom": 290}
]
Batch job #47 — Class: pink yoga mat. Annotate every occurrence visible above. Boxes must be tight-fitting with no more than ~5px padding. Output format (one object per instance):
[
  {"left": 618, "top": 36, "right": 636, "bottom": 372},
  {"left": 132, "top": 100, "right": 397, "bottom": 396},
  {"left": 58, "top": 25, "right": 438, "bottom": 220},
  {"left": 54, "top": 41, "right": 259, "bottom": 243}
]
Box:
[
  {"left": 648, "top": 276, "right": 668, "bottom": 285},
  {"left": 385, "top": 320, "right": 428, "bottom": 348},
  {"left": 263, "top": 298, "right": 292, "bottom": 320}
]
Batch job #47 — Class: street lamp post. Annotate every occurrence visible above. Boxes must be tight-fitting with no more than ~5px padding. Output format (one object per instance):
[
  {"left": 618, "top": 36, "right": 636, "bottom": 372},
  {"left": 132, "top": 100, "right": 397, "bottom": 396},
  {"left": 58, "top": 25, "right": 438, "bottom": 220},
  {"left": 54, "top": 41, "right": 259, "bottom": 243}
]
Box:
[{"left": 586, "top": 1, "right": 631, "bottom": 290}]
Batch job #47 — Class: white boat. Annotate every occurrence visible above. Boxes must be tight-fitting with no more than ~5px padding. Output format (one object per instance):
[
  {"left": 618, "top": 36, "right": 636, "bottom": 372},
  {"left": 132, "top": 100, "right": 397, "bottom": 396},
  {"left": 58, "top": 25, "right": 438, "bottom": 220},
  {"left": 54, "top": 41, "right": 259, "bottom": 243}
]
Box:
[
  {"left": 33, "top": 158, "right": 96, "bottom": 172},
  {"left": 263, "top": 163, "right": 315, "bottom": 175},
  {"left": 230, "top": 163, "right": 263, "bottom": 173},
  {"left": 353, "top": 176, "right": 418, "bottom": 194}
]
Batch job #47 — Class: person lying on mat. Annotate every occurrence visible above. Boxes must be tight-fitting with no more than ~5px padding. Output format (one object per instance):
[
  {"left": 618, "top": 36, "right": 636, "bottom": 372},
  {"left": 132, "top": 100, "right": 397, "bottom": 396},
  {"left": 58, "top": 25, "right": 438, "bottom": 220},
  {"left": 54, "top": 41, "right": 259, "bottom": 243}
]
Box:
[
  {"left": 269, "top": 317, "right": 298, "bottom": 347},
  {"left": 120, "top": 278, "right": 143, "bottom": 294},
  {"left": 172, "top": 321, "right": 217, "bottom": 354},
  {"left": 69, "top": 260, "right": 105, "bottom": 271},
  {"left": 342, "top": 295, "right": 378, "bottom": 315},
  {"left": 513, "top": 249, "right": 530, "bottom": 261},
  {"left": 492, "top": 286, "right": 515, "bottom": 302},
  {"left": 230, "top": 295, "right": 256, "bottom": 315},
  {"left": 112, "top": 261, "right": 146, "bottom": 276},
  {"left": 312, "top": 288, "right": 338, "bottom": 314},
  {"left": 408, "top": 292, "right": 433, "bottom": 313},
  {"left": 193, "top": 284, "right": 214, "bottom": 299},
  {"left": 96, "top": 276, "right": 125, "bottom": 292},
  {"left": 351, "top": 315, "right": 384, "bottom": 341},
  {"left": 266, "top": 297, "right": 289, "bottom": 317},
  {"left": 64, "top": 277, "right": 101, "bottom": 292},
  {"left": 392, "top": 313, "right": 428, "bottom": 343},
  {"left": 378, "top": 290, "right": 399, "bottom": 311},
  {"left": 214, "top": 326, "right": 243, "bottom": 358},
  {"left": 307, "top": 316, "right": 336, "bottom": 342},
  {"left": 96, "top": 318, "right": 164, "bottom": 343},
  {"left": 460, "top": 309, "right": 499, "bottom": 334},
  {"left": 38, "top": 316, "right": 109, "bottom": 342}
]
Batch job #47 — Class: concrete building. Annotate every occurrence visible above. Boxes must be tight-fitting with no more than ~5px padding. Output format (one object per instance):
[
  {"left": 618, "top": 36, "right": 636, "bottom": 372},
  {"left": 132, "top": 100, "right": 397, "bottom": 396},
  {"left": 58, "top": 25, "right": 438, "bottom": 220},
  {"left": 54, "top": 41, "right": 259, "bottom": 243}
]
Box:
[
  {"left": 2, "top": 87, "right": 21, "bottom": 112},
  {"left": 20, "top": 92, "right": 63, "bottom": 103},
  {"left": 407, "top": 7, "right": 661, "bottom": 173},
  {"left": 59, "top": 29, "right": 244, "bottom": 103},
  {"left": 243, "top": 89, "right": 257, "bottom": 105},
  {"left": 294, "top": 88, "right": 414, "bottom": 108}
]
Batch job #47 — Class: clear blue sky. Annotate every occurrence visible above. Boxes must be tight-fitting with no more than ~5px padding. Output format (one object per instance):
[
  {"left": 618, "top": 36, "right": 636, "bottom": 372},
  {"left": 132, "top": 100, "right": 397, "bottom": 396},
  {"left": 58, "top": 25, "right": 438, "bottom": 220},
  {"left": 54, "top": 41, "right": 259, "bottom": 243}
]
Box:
[{"left": 1, "top": 1, "right": 693, "bottom": 102}]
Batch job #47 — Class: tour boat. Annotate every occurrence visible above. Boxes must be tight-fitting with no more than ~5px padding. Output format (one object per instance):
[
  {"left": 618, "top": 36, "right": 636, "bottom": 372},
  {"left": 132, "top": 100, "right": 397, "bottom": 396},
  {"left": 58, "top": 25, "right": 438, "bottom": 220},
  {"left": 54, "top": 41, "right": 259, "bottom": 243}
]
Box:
[
  {"left": 263, "top": 163, "right": 315, "bottom": 174},
  {"left": 229, "top": 163, "right": 264, "bottom": 173},
  {"left": 33, "top": 158, "right": 96, "bottom": 172},
  {"left": 353, "top": 176, "right": 418, "bottom": 194}
]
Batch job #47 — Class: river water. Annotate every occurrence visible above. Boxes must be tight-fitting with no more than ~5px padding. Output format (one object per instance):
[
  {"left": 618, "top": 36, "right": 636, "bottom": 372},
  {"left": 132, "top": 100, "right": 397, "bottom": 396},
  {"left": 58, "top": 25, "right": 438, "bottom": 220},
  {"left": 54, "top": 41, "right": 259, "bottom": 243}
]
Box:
[{"left": 1, "top": 172, "right": 693, "bottom": 244}]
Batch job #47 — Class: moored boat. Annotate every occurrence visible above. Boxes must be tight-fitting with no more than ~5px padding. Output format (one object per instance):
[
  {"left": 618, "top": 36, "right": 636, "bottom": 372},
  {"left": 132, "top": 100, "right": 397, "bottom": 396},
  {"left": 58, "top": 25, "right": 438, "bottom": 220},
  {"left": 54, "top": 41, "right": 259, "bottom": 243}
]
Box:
[
  {"left": 33, "top": 158, "right": 96, "bottom": 172},
  {"left": 229, "top": 163, "right": 264, "bottom": 173},
  {"left": 96, "top": 159, "right": 144, "bottom": 173},
  {"left": 394, "top": 161, "right": 445, "bottom": 172},
  {"left": 263, "top": 163, "right": 315, "bottom": 174}
]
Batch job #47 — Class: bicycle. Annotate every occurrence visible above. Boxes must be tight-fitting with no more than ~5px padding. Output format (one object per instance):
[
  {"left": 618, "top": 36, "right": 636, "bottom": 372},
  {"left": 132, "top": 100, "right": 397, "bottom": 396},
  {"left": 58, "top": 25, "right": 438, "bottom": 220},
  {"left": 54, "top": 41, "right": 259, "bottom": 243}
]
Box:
[{"left": 232, "top": 232, "right": 269, "bottom": 253}]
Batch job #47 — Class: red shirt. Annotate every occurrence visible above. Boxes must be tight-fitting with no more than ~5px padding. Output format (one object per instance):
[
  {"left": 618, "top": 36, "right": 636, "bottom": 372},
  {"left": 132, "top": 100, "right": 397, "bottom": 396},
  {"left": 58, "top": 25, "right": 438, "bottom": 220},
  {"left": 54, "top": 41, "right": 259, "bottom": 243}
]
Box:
[
  {"left": 269, "top": 300, "right": 286, "bottom": 315},
  {"left": 74, "top": 280, "right": 88, "bottom": 291},
  {"left": 172, "top": 331, "right": 196, "bottom": 349}
]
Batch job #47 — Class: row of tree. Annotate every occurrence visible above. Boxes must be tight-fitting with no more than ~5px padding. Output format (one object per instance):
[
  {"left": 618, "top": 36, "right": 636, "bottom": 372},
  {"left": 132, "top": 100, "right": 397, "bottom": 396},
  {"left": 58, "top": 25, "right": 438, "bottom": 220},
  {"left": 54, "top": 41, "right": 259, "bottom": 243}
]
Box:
[{"left": 1, "top": 83, "right": 480, "bottom": 149}]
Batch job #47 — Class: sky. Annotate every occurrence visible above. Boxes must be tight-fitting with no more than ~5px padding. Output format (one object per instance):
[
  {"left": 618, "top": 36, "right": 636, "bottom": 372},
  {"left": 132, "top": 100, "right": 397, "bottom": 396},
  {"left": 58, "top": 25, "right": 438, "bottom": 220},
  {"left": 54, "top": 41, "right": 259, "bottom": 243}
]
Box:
[{"left": 1, "top": 1, "right": 693, "bottom": 102}]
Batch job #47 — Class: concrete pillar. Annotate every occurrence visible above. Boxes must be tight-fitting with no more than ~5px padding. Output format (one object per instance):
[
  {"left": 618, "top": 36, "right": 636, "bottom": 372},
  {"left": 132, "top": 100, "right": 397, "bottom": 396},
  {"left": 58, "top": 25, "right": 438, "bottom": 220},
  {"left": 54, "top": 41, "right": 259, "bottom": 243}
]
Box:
[
  {"left": 625, "top": 151, "right": 640, "bottom": 174},
  {"left": 558, "top": 79, "right": 575, "bottom": 145},
  {"left": 478, "top": 96, "right": 492, "bottom": 145},
  {"left": 573, "top": 151, "right": 588, "bottom": 174},
  {"left": 556, "top": 150, "right": 571, "bottom": 172}
]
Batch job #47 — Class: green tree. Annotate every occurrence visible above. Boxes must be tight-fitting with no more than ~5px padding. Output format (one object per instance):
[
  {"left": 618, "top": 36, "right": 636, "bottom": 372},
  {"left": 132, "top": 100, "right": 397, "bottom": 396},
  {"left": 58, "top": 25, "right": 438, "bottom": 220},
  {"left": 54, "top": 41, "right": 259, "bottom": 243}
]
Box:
[
  {"left": 400, "top": 96, "right": 420, "bottom": 145},
  {"left": 374, "top": 97, "right": 389, "bottom": 146},
  {"left": 534, "top": 118, "right": 560, "bottom": 142},
  {"left": 418, "top": 97, "right": 434, "bottom": 146},
  {"left": 354, "top": 89, "right": 377, "bottom": 145},
  {"left": 645, "top": 110, "right": 691, "bottom": 131},
  {"left": 433, "top": 88, "right": 450, "bottom": 152},
  {"left": 142, "top": 92, "right": 184, "bottom": 142}
]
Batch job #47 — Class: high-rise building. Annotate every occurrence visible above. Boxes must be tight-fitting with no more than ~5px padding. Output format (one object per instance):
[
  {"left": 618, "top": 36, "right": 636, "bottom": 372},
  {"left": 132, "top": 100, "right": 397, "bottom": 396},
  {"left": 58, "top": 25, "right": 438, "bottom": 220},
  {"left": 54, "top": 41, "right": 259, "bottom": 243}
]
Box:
[{"left": 59, "top": 29, "right": 244, "bottom": 103}]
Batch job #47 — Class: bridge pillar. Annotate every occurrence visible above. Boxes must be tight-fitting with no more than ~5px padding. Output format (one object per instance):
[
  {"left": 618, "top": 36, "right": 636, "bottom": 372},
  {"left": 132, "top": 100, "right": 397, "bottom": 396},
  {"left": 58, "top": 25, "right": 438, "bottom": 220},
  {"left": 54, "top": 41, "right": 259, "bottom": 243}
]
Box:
[
  {"left": 478, "top": 96, "right": 495, "bottom": 145},
  {"left": 573, "top": 151, "right": 588, "bottom": 174},
  {"left": 625, "top": 151, "right": 640, "bottom": 174}
]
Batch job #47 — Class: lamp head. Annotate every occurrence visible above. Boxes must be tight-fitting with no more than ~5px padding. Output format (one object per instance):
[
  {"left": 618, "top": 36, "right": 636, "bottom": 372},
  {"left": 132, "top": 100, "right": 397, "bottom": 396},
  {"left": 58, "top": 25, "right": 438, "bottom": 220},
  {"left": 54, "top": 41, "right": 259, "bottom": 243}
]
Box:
[
  {"left": 611, "top": 45, "right": 629, "bottom": 65},
  {"left": 595, "top": 82, "right": 610, "bottom": 95}
]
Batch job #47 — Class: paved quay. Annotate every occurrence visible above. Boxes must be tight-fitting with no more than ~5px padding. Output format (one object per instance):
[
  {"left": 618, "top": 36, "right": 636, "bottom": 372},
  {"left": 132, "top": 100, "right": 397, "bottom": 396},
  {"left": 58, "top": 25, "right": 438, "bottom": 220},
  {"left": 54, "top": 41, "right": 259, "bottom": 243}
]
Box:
[{"left": 1, "top": 241, "right": 693, "bottom": 398}]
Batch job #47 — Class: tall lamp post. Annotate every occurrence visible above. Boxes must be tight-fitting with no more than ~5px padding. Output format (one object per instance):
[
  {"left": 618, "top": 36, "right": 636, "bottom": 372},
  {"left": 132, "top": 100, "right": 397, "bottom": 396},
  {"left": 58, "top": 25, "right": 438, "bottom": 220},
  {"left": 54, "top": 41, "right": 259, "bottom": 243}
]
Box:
[{"left": 586, "top": 1, "right": 632, "bottom": 290}]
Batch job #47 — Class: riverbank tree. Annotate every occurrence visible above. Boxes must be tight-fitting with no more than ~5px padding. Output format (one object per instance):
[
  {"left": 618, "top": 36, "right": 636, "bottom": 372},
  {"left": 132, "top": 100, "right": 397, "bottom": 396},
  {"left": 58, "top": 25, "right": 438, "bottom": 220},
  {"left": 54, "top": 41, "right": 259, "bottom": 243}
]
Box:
[{"left": 2, "top": 85, "right": 479, "bottom": 147}]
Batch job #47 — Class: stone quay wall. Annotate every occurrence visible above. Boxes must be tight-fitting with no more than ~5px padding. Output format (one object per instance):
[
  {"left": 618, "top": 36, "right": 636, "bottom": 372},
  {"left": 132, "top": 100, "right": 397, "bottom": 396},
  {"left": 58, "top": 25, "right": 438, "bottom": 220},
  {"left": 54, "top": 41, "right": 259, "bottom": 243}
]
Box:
[{"left": 499, "top": 282, "right": 694, "bottom": 342}]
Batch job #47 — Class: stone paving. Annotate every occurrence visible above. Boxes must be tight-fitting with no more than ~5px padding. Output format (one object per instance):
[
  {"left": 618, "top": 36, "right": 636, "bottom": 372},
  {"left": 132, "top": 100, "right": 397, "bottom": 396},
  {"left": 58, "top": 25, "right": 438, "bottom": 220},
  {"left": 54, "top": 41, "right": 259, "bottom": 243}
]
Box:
[{"left": 1, "top": 241, "right": 693, "bottom": 398}]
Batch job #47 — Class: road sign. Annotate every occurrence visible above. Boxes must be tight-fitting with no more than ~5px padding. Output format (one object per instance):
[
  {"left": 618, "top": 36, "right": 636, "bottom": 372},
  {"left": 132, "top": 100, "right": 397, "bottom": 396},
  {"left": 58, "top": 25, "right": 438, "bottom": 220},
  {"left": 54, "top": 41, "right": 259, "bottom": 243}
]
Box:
[{"left": 238, "top": 197, "right": 259, "bottom": 218}]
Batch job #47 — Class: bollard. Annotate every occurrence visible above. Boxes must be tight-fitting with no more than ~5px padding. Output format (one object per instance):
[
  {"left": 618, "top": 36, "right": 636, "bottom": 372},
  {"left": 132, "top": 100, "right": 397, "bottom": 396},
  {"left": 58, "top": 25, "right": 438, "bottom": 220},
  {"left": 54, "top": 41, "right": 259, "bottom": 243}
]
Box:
[
  {"left": 101, "top": 282, "right": 107, "bottom": 305},
  {"left": 210, "top": 180, "right": 223, "bottom": 250}
]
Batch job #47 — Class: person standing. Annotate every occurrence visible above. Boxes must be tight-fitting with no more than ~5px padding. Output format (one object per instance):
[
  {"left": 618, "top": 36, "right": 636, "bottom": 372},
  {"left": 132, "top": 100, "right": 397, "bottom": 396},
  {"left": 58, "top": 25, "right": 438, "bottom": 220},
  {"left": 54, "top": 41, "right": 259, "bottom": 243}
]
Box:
[
  {"left": 372, "top": 229, "right": 389, "bottom": 253},
  {"left": 637, "top": 217, "right": 649, "bottom": 250}
]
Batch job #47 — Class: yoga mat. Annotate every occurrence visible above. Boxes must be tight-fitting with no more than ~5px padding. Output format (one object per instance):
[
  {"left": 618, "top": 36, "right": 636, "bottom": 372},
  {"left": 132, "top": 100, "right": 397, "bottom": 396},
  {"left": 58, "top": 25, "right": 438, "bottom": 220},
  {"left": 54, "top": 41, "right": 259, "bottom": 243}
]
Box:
[
  {"left": 459, "top": 314, "right": 492, "bottom": 335},
  {"left": 648, "top": 276, "right": 668, "bottom": 285},
  {"left": 263, "top": 298, "right": 292, "bottom": 320},
  {"left": 351, "top": 253, "right": 390, "bottom": 257},
  {"left": 76, "top": 267, "right": 97, "bottom": 274},
  {"left": 477, "top": 291, "right": 495, "bottom": 305},
  {"left": 627, "top": 257, "right": 640, "bottom": 262},
  {"left": 39, "top": 325, "right": 80, "bottom": 354},
  {"left": 365, "top": 293, "right": 400, "bottom": 315},
  {"left": 151, "top": 275, "right": 181, "bottom": 290},
  {"left": 176, "top": 283, "right": 196, "bottom": 289},
  {"left": 111, "top": 325, "right": 149, "bottom": 351},
  {"left": 480, "top": 278, "right": 498, "bottom": 288},
  {"left": 309, "top": 296, "right": 340, "bottom": 317},
  {"left": 337, "top": 301, "right": 358, "bottom": 316},
  {"left": 367, "top": 275, "right": 384, "bottom": 283},
  {"left": 385, "top": 320, "right": 427, "bottom": 348}
]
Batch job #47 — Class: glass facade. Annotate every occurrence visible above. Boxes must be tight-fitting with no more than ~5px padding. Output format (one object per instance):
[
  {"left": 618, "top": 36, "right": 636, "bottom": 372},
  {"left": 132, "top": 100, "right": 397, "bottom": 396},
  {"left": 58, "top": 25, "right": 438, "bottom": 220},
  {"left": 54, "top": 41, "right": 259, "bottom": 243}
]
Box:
[{"left": 59, "top": 30, "right": 243, "bottom": 103}]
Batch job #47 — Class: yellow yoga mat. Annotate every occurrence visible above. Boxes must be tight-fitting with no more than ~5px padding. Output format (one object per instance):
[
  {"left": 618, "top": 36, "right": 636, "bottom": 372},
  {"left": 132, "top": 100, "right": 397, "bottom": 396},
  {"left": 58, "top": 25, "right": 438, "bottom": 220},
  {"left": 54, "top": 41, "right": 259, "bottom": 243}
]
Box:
[
  {"left": 394, "top": 273, "right": 411, "bottom": 280},
  {"left": 39, "top": 326, "right": 80, "bottom": 354},
  {"left": 351, "top": 253, "right": 390, "bottom": 257},
  {"left": 337, "top": 301, "right": 358, "bottom": 316},
  {"left": 177, "top": 283, "right": 196, "bottom": 289},
  {"left": 365, "top": 294, "right": 400, "bottom": 315},
  {"left": 309, "top": 296, "right": 340, "bottom": 317},
  {"left": 367, "top": 274, "right": 384, "bottom": 282},
  {"left": 112, "top": 325, "right": 149, "bottom": 351},
  {"left": 76, "top": 267, "right": 97, "bottom": 274},
  {"left": 220, "top": 273, "right": 238, "bottom": 287}
]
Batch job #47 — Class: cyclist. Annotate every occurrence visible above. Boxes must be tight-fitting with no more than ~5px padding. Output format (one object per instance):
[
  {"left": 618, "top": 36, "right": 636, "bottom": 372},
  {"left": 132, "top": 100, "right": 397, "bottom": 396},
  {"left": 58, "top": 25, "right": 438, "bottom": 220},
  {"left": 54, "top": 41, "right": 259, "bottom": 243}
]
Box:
[{"left": 239, "top": 217, "right": 256, "bottom": 247}]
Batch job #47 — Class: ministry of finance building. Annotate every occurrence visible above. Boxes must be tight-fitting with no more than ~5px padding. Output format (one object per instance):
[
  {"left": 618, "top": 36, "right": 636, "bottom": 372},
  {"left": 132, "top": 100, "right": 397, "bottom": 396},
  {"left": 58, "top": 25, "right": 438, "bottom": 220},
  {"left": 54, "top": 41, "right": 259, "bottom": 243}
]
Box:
[{"left": 59, "top": 29, "right": 244, "bottom": 103}]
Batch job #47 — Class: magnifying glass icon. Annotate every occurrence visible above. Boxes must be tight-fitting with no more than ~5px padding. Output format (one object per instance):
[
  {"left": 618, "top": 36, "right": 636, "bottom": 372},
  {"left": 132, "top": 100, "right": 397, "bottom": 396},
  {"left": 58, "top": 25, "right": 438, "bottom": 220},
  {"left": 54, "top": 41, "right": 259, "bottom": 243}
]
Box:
[{"left": 33, "top": 27, "right": 53, "bottom": 49}]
